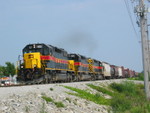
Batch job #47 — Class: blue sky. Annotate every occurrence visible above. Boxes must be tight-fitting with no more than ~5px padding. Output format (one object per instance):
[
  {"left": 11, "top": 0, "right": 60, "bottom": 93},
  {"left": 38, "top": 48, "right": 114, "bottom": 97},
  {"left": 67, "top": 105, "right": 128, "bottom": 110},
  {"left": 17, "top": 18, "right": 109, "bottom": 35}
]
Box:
[{"left": 0, "top": 0, "right": 143, "bottom": 72}]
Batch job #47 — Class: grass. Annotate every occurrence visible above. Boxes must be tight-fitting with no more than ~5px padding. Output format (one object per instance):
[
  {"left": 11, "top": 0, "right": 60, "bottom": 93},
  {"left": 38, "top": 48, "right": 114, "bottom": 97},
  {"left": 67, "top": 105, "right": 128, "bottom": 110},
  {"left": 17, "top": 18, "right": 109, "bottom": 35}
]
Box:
[
  {"left": 64, "top": 81, "right": 150, "bottom": 113},
  {"left": 41, "top": 96, "right": 53, "bottom": 103},
  {"left": 64, "top": 86, "right": 110, "bottom": 105},
  {"left": 41, "top": 95, "right": 65, "bottom": 108},
  {"left": 87, "top": 84, "right": 114, "bottom": 96},
  {"left": 109, "top": 81, "right": 150, "bottom": 113}
]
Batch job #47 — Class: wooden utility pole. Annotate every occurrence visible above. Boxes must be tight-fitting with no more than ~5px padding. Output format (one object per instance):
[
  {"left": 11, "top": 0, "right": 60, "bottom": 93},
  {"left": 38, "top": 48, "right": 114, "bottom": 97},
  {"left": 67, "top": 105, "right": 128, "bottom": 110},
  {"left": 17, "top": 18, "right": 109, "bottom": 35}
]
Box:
[{"left": 137, "top": 0, "right": 150, "bottom": 99}]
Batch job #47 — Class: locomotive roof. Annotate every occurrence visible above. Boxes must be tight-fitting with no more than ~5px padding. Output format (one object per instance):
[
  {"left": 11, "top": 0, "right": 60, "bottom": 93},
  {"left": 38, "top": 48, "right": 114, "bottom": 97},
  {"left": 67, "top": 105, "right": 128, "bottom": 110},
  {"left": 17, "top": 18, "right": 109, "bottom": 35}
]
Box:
[{"left": 25, "top": 43, "right": 67, "bottom": 52}]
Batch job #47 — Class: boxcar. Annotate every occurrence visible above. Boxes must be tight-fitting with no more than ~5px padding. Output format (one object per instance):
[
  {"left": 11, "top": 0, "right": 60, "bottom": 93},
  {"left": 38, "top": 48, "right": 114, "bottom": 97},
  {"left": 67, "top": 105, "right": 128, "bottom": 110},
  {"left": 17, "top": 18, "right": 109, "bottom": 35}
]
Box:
[{"left": 101, "top": 62, "right": 111, "bottom": 79}]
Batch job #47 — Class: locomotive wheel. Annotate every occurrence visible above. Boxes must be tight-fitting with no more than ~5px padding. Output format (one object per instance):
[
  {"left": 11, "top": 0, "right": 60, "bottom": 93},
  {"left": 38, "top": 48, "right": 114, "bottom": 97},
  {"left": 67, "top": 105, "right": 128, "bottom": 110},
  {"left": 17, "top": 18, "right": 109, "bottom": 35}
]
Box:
[
  {"left": 67, "top": 73, "right": 74, "bottom": 82},
  {"left": 91, "top": 75, "right": 96, "bottom": 81},
  {"left": 43, "top": 74, "right": 49, "bottom": 84},
  {"left": 78, "top": 74, "right": 82, "bottom": 81}
]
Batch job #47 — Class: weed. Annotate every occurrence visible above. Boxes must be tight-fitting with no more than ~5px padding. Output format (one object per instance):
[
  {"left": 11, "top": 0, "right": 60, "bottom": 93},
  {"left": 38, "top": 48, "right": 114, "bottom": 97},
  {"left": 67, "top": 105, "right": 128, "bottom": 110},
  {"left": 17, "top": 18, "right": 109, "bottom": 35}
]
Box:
[
  {"left": 54, "top": 102, "right": 65, "bottom": 108},
  {"left": 66, "top": 97, "right": 71, "bottom": 103},
  {"left": 41, "top": 96, "right": 53, "bottom": 103},
  {"left": 50, "top": 88, "right": 54, "bottom": 91},
  {"left": 41, "top": 95, "right": 65, "bottom": 108},
  {"left": 40, "top": 102, "right": 47, "bottom": 113},
  {"left": 24, "top": 106, "right": 30, "bottom": 113}
]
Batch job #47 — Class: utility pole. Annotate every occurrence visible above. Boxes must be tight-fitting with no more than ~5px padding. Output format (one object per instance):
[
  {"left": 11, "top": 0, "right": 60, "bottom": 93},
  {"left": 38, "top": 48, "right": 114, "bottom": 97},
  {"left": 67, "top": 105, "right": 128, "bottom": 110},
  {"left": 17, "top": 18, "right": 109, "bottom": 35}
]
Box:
[{"left": 136, "top": 0, "right": 150, "bottom": 99}]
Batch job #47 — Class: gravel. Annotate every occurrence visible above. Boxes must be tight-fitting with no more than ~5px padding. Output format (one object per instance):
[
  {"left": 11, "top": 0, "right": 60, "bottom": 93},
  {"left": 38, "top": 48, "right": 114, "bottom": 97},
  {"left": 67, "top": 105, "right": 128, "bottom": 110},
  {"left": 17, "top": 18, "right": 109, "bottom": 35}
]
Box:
[{"left": 0, "top": 79, "right": 143, "bottom": 113}]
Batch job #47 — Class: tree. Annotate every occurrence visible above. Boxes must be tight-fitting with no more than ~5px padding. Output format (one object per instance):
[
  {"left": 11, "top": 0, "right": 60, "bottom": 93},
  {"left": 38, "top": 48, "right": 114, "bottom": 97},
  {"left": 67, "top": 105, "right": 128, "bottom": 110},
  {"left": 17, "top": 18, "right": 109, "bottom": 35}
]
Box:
[
  {"left": 5, "top": 62, "right": 16, "bottom": 76},
  {"left": 0, "top": 62, "right": 16, "bottom": 77},
  {"left": 0, "top": 66, "right": 5, "bottom": 77}
]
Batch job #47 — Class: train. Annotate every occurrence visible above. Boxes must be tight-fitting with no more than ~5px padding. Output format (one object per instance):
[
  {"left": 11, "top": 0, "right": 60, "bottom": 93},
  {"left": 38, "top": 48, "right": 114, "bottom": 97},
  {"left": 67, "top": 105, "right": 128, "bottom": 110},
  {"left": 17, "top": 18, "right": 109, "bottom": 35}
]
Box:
[{"left": 17, "top": 43, "right": 138, "bottom": 84}]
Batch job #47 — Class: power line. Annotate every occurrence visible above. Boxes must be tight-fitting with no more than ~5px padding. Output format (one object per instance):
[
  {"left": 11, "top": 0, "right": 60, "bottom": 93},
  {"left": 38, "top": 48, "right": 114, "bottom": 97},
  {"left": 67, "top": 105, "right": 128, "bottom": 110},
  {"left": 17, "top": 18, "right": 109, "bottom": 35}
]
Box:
[{"left": 123, "top": 0, "right": 140, "bottom": 39}]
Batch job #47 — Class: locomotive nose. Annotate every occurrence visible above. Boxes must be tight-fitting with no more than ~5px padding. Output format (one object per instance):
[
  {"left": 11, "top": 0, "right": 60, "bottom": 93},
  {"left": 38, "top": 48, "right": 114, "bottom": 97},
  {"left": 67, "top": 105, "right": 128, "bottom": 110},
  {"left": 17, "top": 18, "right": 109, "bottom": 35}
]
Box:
[{"left": 24, "top": 52, "right": 41, "bottom": 69}]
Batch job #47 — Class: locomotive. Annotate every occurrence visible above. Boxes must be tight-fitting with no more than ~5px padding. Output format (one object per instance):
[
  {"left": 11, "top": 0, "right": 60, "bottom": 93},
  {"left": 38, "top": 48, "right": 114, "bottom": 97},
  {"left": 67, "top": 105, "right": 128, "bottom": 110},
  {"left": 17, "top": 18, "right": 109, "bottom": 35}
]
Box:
[{"left": 17, "top": 43, "right": 137, "bottom": 84}]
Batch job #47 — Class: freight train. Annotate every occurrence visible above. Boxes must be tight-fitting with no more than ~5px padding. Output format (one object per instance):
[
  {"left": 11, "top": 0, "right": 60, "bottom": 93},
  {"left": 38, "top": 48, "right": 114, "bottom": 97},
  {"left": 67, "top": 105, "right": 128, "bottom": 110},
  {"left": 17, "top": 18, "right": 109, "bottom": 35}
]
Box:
[{"left": 17, "top": 43, "right": 138, "bottom": 84}]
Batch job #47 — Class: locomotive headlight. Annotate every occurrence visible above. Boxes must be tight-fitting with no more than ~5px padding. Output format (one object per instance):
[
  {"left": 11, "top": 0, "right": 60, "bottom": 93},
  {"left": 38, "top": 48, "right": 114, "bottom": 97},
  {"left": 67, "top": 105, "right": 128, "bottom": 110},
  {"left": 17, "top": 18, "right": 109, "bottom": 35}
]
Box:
[
  {"left": 28, "top": 54, "right": 34, "bottom": 58},
  {"left": 33, "top": 64, "right": 37, "bottom": 68}
]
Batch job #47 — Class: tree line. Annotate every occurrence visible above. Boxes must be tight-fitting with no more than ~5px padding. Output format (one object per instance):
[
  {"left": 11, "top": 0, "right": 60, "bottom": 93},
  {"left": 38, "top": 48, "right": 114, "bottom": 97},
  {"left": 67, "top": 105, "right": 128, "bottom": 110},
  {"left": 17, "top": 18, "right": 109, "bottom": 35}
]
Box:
[{"left": 0, "top": 62, "right": 16, "bottom": 77}]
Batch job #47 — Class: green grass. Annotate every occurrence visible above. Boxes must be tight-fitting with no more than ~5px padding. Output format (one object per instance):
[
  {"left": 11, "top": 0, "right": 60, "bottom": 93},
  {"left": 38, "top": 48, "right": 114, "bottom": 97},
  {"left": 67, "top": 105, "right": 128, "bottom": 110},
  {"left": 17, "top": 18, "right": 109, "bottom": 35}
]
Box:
[
  {"left": 41, "top": 96, "right": 53, "bottom": 103},
  {"left": 87, "top": 84, "right": 114, "bottom": 96},
  {"left": 41, "top": 95, "right": 65, "bottom": 108},
  {"left": 64, "top": 86, "right": 110, "bottom": 105}
]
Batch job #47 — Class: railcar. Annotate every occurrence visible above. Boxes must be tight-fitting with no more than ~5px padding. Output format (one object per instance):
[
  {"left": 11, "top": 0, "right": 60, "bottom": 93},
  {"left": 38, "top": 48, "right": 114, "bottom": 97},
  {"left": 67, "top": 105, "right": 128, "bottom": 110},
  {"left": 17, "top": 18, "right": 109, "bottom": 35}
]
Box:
[
  {"left": 124, "top": 68, "right": 130, "bottom": 78},
  {"left": 101, "top": 62, "right": 111, "bottom": 79},
  {"left": 110, "top": 65, "right": 119, "bottom": 78},
  {"left": 118, "top": 66, "right": 123, "bottom": 78}
]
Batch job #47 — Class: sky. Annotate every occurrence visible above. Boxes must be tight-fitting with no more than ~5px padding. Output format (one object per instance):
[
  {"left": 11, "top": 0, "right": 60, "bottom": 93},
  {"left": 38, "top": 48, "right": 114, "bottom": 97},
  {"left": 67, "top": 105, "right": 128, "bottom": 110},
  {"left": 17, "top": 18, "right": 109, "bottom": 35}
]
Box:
[{"left": 0, "top": 0, "right": 145, "bottom": 72}]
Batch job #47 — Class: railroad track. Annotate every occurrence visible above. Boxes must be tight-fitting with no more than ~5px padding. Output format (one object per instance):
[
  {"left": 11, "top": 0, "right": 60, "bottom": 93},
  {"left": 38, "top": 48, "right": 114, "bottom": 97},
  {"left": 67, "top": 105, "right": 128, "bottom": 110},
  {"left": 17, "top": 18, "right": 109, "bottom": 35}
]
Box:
[{"left": 0, "top": 78, "right": 127, "bottom": 88}]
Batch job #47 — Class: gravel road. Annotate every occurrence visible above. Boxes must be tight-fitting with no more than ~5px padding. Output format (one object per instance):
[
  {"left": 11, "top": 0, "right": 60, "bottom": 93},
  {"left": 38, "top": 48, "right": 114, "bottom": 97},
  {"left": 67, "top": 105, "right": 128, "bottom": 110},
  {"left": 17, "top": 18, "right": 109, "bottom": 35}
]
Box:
[{"left": 0, "top": 79, "right": 143, "bottom": 113}]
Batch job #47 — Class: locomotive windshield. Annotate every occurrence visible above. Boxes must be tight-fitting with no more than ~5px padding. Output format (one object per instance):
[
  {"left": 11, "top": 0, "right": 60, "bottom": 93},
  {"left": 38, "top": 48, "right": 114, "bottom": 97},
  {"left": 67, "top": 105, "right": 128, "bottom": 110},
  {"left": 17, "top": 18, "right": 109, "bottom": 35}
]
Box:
[
  {"left": 23, "top": 44, "right": 43, "bottom": 54},
  {"left": 23, "top": 48, "right": 43, "bottom": 54}
]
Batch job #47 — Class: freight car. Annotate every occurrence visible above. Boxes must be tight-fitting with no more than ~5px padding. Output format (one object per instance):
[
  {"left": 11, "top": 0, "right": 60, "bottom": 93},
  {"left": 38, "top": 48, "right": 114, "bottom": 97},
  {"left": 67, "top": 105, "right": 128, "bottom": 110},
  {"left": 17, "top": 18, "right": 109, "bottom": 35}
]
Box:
[
  {"left": 101, "top": 62, "right": 111, "bottom": 79},
  {"left": 17, "top": 43, "right": 137, "bottom": 84}
]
